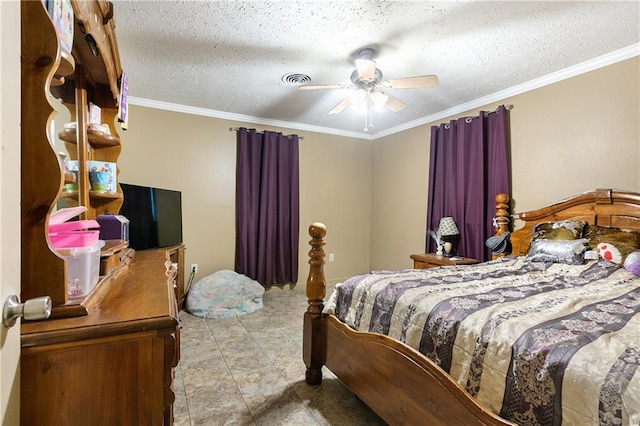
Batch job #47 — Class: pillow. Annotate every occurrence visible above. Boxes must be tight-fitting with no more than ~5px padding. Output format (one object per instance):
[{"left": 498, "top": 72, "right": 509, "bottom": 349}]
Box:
[
  {"left": 585, "top": 225, "right": 640, "bottom": 264},
  {"left": 532, "top": 220, "right": 587, "bottom": 241},
  {"left": 526, "top": 238, "right": 588, "bottom": 265},
  {"left": 623, "top": 251, "right": 640, "bottom": 276},
  {"left": 584, "top": 225, "right": 640, "bottom": 249}
]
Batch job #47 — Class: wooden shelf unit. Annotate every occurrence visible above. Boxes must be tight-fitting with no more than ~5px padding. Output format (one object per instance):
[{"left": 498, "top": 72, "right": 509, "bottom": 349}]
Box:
[
  {"left": 22, "top": 0, "right": 124, "bottom": 312},
  {"left": 20, "top": 1, "right": 181, "bottom": 424}
]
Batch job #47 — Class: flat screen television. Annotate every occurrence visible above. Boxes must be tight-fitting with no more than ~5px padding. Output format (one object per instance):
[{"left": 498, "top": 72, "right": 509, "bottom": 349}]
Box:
[{"left": 119, "top": 183, "right": 183, "bottom": 250}]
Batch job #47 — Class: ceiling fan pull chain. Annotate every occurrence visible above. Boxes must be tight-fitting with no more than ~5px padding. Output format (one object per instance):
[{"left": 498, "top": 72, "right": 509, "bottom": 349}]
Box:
[
  {"left": 368, "top": 95, "right": 374, "bottom": 130},
  {"left": 369, "top": 105, "right": 373, "bottom": 128}
]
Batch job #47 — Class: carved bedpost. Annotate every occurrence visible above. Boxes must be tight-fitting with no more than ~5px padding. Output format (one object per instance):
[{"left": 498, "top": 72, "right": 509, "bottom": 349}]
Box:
[
  {"left": 494, "top": 193, "right": 510, "bottom": 236},
  {"left": 303, "top": 223, "right": 327, "bottom": 385},
  {"left": 491, "top": 193, "right": 511, "bottom": 259}
]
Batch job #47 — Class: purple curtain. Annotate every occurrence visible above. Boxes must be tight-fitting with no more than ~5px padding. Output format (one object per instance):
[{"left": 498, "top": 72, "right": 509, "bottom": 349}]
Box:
[
  {"left": 426, "top": 105, "right": 510, "bottom": 261},
  {"left": 235, "top": 128, "right": 300, "bottom": 286}
]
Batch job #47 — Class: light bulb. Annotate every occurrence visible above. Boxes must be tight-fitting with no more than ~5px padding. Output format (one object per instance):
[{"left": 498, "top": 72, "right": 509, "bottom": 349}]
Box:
[
  {"left": 370, "top": 91, "right": 389, "bottom": 109},
  {"left": 349, "top": 90, "right": 367, "bottom": 113}
]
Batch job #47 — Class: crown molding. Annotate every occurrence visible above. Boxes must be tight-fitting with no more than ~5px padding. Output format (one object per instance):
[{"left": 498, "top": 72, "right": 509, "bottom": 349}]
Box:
[
  {"left": 129, "top": 43, "right": 638, "bottom": 141},
  {"left": 371, "top": 43, "right": 639, "bottom": 139},
  {"left": 127, "top": 97, "right": 374, "bottom": 140}
]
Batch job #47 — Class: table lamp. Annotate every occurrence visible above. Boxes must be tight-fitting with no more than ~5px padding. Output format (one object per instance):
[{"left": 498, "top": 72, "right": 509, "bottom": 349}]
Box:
[{"left": 438, "top": 217, "right": 460, "bottom": 257}]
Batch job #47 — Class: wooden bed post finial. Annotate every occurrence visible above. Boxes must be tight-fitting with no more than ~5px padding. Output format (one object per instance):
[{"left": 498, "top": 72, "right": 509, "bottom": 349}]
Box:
[
  {"left": 306, "top": 222, "right": 326, "bottom": 314},
  {"left": 304, "top": 222, "right": 327, "bottom": 385},
  {"left": 494, "top": 193, "right": 510, "bottom": 236}
]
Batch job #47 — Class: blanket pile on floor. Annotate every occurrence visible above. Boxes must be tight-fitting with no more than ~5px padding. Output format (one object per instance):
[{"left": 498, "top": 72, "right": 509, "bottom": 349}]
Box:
[{"left": 186, "top": 270, "right": 264, "bottom": 319}]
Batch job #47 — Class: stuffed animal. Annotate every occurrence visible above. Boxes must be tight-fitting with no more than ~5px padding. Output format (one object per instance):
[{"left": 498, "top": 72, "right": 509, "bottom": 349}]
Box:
[
  {"left": 596, "top": 242, "right": 622, "bottom": 265},
  {"left": 623, "top": 251, "right": 640, "bottom": 276}
]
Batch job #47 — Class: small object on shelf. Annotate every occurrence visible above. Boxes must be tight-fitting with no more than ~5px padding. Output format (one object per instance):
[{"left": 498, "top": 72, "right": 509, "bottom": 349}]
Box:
[
  {"left": 47, "top": 0, "right": 74, "bottom": 53},
  {"left": 88, "top": 123, "right": 111, "bottom": 134},
  {"left": 64, "top": 159, "right": 78, "bottom": 191},
  {"left": 64, "top": 170, "right": 78, "bottom": 191},
  {"left": 89, "top": 171, "right": 109, "bottom": 192},
  {"left": 87, "top": 161, "right": 117, "bottom": 193},
  {"left": 118, "top": 72, "right": 129, "bottom": 129},
  {"left": 97, "top": 214, "right": 130, "bottom": 242},
  {"left": 89, "top": 102, "right": 101, "bottom": 124}
]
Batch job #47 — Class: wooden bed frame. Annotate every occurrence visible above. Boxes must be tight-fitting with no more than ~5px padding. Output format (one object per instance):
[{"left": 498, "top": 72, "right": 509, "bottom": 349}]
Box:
[{"left": 303, "top": 188, "right": 640, "bottom": 426}]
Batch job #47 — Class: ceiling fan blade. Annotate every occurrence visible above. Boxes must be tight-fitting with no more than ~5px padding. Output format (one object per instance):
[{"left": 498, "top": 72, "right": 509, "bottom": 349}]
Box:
[
  {"left": 383, "top": 93, "right": 407, "bottom": 112},
  {"left": 382, "top": 75, "right": 439, "bottom": 89},
  {"left": 355, "top": 58, "right": 377, "bottom": 82},
  {"left": 329, "top": 97, "right": 351, "bottom": 114},
  {"left": 298, "top": 84, "right": 351, "bottom": 91}
]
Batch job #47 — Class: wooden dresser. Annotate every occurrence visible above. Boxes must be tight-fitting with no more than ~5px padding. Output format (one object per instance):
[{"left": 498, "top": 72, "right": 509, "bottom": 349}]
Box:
[{"left": 21, "top": 249, "right": 180, "bottom": 426}]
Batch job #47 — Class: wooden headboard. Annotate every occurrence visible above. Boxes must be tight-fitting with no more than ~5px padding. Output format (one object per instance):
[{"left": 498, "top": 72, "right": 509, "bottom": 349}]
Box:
[{"left": 494, "top": 189, "right": 640, "bottom": 256}]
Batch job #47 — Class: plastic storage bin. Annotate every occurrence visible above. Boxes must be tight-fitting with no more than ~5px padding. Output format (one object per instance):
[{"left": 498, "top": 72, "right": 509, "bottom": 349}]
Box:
[
  {"left": 58, "top": 240, "right": 105, "bottom": 298},
  {"left": 49, "top": 219, "right": 100, "bottom": 249}
]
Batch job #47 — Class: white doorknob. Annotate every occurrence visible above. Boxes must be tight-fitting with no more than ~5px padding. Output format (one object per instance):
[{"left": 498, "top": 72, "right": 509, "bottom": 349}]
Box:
[{"left": 2, "top": 295, "right": 52, "bottom": 328}]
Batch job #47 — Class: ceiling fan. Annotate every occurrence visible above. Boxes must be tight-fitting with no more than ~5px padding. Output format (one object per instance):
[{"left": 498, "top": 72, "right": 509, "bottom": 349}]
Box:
[{"left": 298, "top": 48, "right": 439, "bottom": 129}]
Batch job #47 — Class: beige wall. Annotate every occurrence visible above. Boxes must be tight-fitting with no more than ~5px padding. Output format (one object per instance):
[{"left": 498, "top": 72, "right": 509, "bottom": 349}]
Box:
[
  {"left": 118, "top": 57, "right": 638, "bottom": 284},
  {"left": 371, "top": 57, "right": 639, "bottom": 271},
  {"left": 118, "top": 109, "right": 372, "bottom": 286}
]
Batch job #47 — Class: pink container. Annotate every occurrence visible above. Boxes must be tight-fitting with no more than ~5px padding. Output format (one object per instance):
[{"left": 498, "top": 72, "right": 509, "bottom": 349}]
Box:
[
  {"left": 50, "top": 231, "right": 100, "bottom": 249},
  {"left": 49, "top": 219, "right": 100, "bottom": 249}
]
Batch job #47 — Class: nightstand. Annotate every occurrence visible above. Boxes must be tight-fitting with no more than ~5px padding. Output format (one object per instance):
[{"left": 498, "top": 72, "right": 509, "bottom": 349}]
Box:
[{"left": 410, "top": 253, "right": 480, "bottom": 269}]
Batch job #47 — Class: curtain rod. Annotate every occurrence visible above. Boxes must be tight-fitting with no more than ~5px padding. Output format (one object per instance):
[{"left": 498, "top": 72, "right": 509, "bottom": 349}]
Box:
[
  {"left": 482, "top": 104, "right": 514, "bottom": 116},
  {"left": 443, "top": 104, "right": 514, "bottom": 127},
  {"left": 229, "top": 127, "right": 304, "bottom": 140}
]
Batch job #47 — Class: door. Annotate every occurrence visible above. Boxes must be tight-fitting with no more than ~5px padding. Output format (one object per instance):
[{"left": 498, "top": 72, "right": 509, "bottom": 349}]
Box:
[{"left": 1, "top": 1, "right": 22, "bottom": 423}]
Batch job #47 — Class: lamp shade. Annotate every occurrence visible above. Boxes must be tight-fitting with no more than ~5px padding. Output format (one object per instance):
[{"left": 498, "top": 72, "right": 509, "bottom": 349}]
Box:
[{"left": 438, "top": 217, "right": 459, "bottom": 236}]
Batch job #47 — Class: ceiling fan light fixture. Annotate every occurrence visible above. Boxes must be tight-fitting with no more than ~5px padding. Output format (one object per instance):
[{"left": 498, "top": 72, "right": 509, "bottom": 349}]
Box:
[
  {"left": 349, "top": 89, "right": 367, "bottom": 112},
  {"left": 355, "top": 58, "right": 377, "bottom": 82},
  {"left": 295, "top": 48, "right": 438, "bottom": 130},
  {"left": 370, "top": 91, "right": 389, "bottom": 109}
]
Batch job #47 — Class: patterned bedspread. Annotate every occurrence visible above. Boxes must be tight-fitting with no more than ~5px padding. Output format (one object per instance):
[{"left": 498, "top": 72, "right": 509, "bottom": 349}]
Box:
[{"left": 324, "top": 257, "right": 640, "bottom": 426}]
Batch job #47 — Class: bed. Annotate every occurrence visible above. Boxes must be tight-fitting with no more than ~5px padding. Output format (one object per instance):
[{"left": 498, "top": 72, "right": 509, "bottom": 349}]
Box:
[{"left": 302, "top": 189, "right": 640, "bottom": 426}]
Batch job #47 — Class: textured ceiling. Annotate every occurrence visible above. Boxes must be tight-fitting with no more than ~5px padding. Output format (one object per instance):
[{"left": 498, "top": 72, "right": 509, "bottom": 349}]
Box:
[{"left": 112, "top": 1, "right": 639, "bottom": 138}]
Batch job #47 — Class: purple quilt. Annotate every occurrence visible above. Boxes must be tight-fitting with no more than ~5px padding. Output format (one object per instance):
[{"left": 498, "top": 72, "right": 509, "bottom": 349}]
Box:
[{"left": 325, "top": 257, "right": 640, "bottom": 426}]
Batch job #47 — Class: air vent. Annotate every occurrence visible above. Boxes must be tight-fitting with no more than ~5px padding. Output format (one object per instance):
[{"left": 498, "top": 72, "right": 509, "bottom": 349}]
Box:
[{"left": 281, "top": 73, "right": 311, "bottom": 85}]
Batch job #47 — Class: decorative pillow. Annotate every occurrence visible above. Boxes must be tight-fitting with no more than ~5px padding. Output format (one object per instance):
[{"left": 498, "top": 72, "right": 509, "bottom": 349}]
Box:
[
  {"left": 585, "top": 225, "right": 640, "bottom": 264},
  {"left": 526, "top": 238, "right": 588, "bottom": 265},
  {"left": 532, "top": 220, "right": 587, "bottom": 241},
  {"left": 623, "top": 251, "right": 640, "bottom": 276},
  {"left": 584, "top": 225, "right": 640, "bottom": 248}
]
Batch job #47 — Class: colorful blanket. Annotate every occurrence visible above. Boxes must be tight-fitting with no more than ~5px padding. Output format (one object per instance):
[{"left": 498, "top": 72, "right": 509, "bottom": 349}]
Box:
[
  {"left": 324, "top": 257, "right": 640, "bottom": 426},
  {"left": 186, "top": 270, "right": 264, "bottom": 319}
]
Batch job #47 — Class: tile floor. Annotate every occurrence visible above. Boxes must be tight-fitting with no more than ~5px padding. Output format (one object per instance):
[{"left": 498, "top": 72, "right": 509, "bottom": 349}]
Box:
[{"left": 173, "top": 283, "right": 387, "bottom": 425}]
